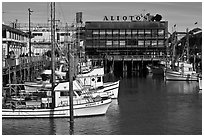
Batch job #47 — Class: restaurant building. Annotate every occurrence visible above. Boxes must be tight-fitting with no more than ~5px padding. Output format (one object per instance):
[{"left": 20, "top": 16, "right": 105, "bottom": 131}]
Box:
[
  {"left": 85, "top": 19, "right": 168, "bottom": 58},
  {"left": 83, "top": 14, "right": 169, "bottom": 75}
]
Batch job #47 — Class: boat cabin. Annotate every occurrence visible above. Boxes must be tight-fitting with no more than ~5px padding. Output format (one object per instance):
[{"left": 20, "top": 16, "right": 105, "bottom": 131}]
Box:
[{"left": 77, "top": 67, "right": 104, "bottom": 89}]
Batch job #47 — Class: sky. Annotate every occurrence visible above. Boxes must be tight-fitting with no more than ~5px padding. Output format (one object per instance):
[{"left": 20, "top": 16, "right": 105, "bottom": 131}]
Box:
[{"left": 1, "top": 1, "right": 202, "bottom": 33}]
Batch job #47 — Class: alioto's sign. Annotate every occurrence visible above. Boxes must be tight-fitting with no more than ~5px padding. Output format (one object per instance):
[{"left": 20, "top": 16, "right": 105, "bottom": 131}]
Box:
[{"left": 103, "top": 14, "right": 152, "bottom": 21}]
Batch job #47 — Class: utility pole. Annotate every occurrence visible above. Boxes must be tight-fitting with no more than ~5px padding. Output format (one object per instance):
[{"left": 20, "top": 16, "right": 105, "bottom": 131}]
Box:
[
  {"left": 65, "top": 23, "right": 74, "bottom": 131},
  {"left": 67, "top": 23, "right": 74, "bottom": 125},
  {"left": 28, "top": 8, "right": 33, "bottom": 81},
  {"left": 51, "top": 2, "right": 56, "bottom": 109}
]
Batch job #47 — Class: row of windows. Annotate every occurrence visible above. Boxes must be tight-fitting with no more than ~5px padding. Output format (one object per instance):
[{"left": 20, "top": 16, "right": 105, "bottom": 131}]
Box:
[
  {"left": 87, "top": 35, "right": 165, "bottom": 40},
  {"left": 86, "top": 40, "right": 165, "bottom": 47},
  {"left": 32, "top": 32, "right": 71, "bottom": 37},
  {"left": 2, "top": 30, "right": 27, "bottom": 41},
  {"left": 86, "top": 29, "right": 165, "bottom": 37}
]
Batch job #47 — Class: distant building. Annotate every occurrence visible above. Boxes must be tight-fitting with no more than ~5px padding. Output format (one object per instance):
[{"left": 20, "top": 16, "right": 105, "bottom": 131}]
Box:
[
  {"left": 2, "top": 24, "right": 29, "bottom": 67},
  {"left": 17, "top": 22, "right": 76, "bottom": 56}
]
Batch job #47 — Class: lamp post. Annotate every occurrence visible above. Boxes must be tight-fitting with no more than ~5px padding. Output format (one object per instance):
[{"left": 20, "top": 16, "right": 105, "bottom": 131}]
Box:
[{"left": 28, "top": 8, "right": 33, "bottom": 81}]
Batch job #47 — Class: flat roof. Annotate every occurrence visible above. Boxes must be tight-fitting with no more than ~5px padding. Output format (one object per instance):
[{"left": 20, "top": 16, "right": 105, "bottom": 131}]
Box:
[
  {"left": 2, "top": 24, "right": 29, "bottom": 36},
  {"left": 85, "top": 21, "right": 168, "bottom": 29}
]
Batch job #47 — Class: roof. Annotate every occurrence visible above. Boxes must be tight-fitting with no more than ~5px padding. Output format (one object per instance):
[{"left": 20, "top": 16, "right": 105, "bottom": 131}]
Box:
[
  {"left": 85, "top": 21, "right": 168, "bottom": 29},
  {"left": 2, "top": 24, "right": 29, "bottom": 37}
]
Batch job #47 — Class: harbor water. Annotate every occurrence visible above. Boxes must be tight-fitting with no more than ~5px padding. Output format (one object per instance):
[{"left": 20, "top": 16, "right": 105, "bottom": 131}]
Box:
[{"left": 2, "top": 74, "right": 202, "bottom": 135}]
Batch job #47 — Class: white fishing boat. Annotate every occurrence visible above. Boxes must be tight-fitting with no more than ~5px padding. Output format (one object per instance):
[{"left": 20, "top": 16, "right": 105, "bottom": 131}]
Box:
[
  {"left": 2, "top": 80, "right": 112, "bottom": 118},
  {"left": 165, "top": 62, "right": 198, "bottom": 81},
  {"left": 77, "top": 67, "right": 120, "bottom": 99}
]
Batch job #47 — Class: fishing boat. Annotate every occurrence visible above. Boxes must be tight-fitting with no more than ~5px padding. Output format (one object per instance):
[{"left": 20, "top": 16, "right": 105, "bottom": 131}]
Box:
[
  {"left": 24, "top": 63, "right": 66, "bottom": 92},
  {"left": 2, "top": 3, "right": 112, "bottom": 118},
  {"left": 165, "top": 62, "right": 198, "bottom": 81},
  {"left": 77, "top": 67, "right": 120, "bottom": 99},
  {"left": 2, "top": 80, "right": 112, "bottom": 118}
]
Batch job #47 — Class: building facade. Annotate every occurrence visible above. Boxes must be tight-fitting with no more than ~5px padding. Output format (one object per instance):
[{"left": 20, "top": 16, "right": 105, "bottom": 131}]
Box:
[
  {"left": 84, "top": 21, "right": 168, "bottom": 59},
  {"left": 2, "top": 24, "right": 29, "bottom": 67},
  {"left": 17, "top": 22, "right": 76, "bottom": 56}
]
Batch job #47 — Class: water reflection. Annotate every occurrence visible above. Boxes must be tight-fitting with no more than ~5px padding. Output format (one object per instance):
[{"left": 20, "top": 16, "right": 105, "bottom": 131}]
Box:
[
  {"left": 50, "top": 99, "right": 120, "bottom": 135},
  {"left": 165, "top": 81, "right": 199, "bottom": 94}
]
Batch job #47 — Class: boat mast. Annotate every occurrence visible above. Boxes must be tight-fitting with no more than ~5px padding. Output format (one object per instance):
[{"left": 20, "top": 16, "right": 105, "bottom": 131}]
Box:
[
  {"left": 66, "top": 23, "right": 74, "bottom": 122},
  {"left": 171, "top": 31, "right": 177, "bottom": 69},
  {"left": 51, "top": 2, "right": 56, "bottom": 108},
  {"left": 186, "top": 28, "right": 190, "bottom": 63}
]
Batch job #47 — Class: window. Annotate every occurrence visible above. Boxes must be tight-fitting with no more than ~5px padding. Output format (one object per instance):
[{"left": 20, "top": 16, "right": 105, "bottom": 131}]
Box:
[
  {"left": 93, "top": 40, "right": 100, "bottom": 47},
  {"left": 126, "top": 30, "right": 131, "bottom": 35},
  {"left": 138, "top": 30, "right": 144, "bottom": 34},
  {"left": 113, "top": 41, "right": 119, "bottom": 46},
  {"left": 152, "top": 40, "right": 157, "bottom": 46},
  {"left": 75, "top": 90, "right": 82, "bottom": 96},
  {"left": 145, "top": 40, "right": 151, "bottom": 46},
  {"left": 132, "top": 30, "right": 137, "bottom": 38},
  {"left": 100, "top": 30, "right": 105, "bottom": 35},
  {"left": 93, "top": 30, "right": 99, "bottom": 35},
  {"left": 145, "top": 30, "right": 151, "bottom": 34},
  {"left": 106, "top": 30, "right": 112, "bottom": 35},
  {"left": 138, "top": 40, "right": 144, "bottom": 46},
  {"left": 126, "top": 30, "right": 131, "bottom": 38},
  {"left": 106, "top": 41, "right": 112, "bottom": 46},
  {"left": 106, "top": 30, "right": 112, "bottom": 39},
  {"left": 119, "top": 41, "right": 126, "bottom": 46},
  {"left": 138, "top": 30, "right": 144, "bottom": 38},
  {"left": 60, "top": 91, "right": 69, "bottom": 96},
  {"left": 158, "top": 29, "right": 164, "bottom": 36},
  {"left": 100, "top": 40, "right": 106, "bottom": 47},
  {"left": 132, "top": 30, "right": 137, "bottom": 34},
  {"left": 158, "top": 40, "right": 164, "bottom": 47},
  {"left": 33, "top": 33, "right": 43, "bottom": 36},
  {"left": 113, "top": 30, "right": 119, "bottom": 35},
  {"left": 100, "top": 30, "right": 106, "bottom": 39},
  {"left": 60, "top": 91, "right": 77, "bottom": 96},
  {"left": 120, "top": 30, "right": 125, "bottom": 39},
  {"left": 152, "top": 29, "right": 157, "bottom": 38},
  {"left": 97, "top": 77, "right": 102, "bottom": 82},
  {"left": 120, "top": 30, "right": 125, "bottom": 35},
  {"left": 145, "top": 30, "right": 151, "bottom": 38}
]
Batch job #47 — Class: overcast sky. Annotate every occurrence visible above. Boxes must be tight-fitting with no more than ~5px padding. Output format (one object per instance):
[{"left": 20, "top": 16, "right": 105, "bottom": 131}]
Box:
[{"left": 2, "top": 1, "right": 202, "bottom": 33}]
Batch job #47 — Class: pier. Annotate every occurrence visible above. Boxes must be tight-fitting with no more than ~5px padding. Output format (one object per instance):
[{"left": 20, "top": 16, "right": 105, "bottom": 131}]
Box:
[
  {"left": 90, "top": 55, "right": 166, "bottom": 77},
  {"left": 2, "top": 56, "right": 50, "bottom": 86}
]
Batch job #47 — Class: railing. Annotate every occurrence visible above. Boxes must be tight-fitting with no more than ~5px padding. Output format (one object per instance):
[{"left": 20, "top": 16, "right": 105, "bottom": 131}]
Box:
[
  {"left": 106, "top": 55, "right": 167, "bottom": 61},
  {"left": 88, "top": 55, "right": 167, "bottom": 62},
  {"left": 3, "top": 56, "right": 49, "bottom": 68}
]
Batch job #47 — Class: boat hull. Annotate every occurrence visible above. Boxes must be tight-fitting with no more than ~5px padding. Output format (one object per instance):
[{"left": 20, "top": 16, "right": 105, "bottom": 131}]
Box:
[
  {"left": 103, "top": 80, "right": 120, "bottom": 99},
  {"left": 2, "top": 98, "right": 111, "bottom": 118},
  {"left": 199, "top": 77, "right": 202, "bottom": 90},
  {"left": 24, "top": 82, "right": 52, "bottom": 92},
  {"left": 165, "top": 71, "right": 198, "bottom": 81}
]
